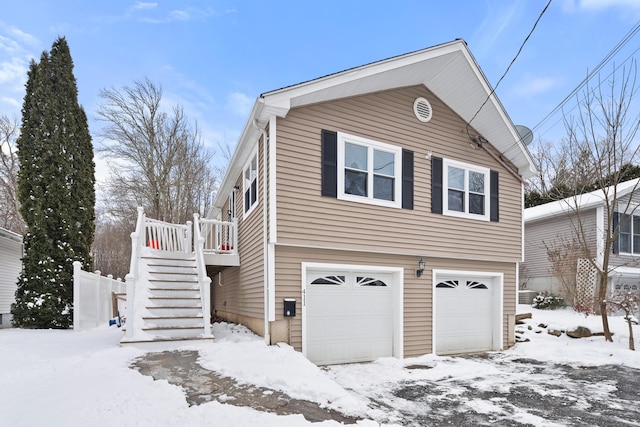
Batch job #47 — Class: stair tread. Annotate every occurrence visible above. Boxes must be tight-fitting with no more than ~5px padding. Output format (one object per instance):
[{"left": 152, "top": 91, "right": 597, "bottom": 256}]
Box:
[
  {"left": 142, "top": 326, "right": 204, "bottom": 331},
  {"left": 148, "top": 271, "right": 197, "bottom": 275},
  {"left": 146, "top": 306, "right": 202, "bottom": 309},
  {"left": 143, "top": 316, "right": 203, "bottom": 320}
]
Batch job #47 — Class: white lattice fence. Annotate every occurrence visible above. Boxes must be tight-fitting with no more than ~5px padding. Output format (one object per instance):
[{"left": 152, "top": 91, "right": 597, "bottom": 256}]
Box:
[{"left": 575, "top": 258, "right": 597, "bottom": 307}]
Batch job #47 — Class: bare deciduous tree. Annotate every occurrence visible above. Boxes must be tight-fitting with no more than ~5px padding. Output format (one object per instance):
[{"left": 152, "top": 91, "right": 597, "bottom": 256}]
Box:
[
  {"left": 538, "top": 63, "right": 640, "bottom": 342},
  {"left": 0, "top": 115, "right": 25, "bottom": 234},
  {"left": 91, "top": 209, "right": 133, "bottom": 280},
  {"left": 96, "top": 78, "right": 218, "bottom": 225}
]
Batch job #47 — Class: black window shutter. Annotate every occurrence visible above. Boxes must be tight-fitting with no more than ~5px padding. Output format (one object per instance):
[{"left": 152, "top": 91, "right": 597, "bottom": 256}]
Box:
[
  {"left": 402, "top": 149, "right": 414, "bottom": 209},
  {"left": 431, "top": 156, "right": 443, "bottom": 214},
  {"left": 490, "top": 170, "right": 499, "bottom": 222},
  {"left": 321, "top": 130, "right": 338, "bottom": 198},
  {"left": 613, "top": 211, "right": 619, "bottom": 254}
]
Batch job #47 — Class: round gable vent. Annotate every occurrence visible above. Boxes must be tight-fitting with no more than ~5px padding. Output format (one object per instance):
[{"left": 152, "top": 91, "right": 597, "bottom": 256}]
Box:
[{"left": 413, "top": 97, "right": 433, "bottom": 123}]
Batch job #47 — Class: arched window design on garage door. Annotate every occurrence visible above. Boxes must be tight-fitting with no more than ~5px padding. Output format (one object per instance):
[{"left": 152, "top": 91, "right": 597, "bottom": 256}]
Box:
[
  {"left": 310, "top": 275, "right": 345, "bottom": 285},
  {"left": 435, "top": 280, "right": 488, "bottom": 289},
  {"left": 357, "top": 276, "right": 388, "bottom": 287},
  {"left": 436, "top": 280, "right": 459, "bottom": 288}
]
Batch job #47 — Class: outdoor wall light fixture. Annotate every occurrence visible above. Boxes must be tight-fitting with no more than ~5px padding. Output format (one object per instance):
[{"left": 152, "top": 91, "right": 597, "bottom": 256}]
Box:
[
  {"left": 416, "top": 258, "right": 426, "bottom": 277},
  {"left": 233, "top": 185, "right": 240, "bottom": 191}
]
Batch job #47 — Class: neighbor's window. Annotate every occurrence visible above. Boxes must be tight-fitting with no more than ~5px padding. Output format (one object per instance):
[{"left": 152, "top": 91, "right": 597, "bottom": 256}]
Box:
[
  {"left": 443, "top": 158, "right": 490, "bottom": 220},
  {"left": 243, "top": 149, "right": 258, "bottom": 216},
  {"left": 618, "top": 213, "right": 640, "bottom": 254},
  {"left": 337, "top": 132, "right": 402, "bottom": 208}
]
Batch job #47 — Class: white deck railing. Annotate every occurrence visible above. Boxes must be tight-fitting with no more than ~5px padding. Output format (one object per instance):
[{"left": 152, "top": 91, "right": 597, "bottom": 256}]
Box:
[
  {"left": 198, "top": 217, "right": 238, "bottom": 254},
  {"left": 144, "top": 216, "right": 192, "bottom": 253}
]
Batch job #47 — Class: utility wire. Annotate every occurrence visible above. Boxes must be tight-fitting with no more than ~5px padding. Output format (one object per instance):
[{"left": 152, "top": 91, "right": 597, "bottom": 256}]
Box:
[
  {"left": 500, "top": 16, "right": 640, "bottom": 156},
  {"left": 532, "top": 18, "right": 640, "bottom": 138},
  {"left": 466, "top": 0, "right": 553, "bottom": 134}
]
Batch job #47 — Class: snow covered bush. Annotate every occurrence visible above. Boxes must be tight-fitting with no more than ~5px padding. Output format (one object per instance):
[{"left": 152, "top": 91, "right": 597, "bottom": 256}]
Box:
[{"left": 532, "top": 292, "right": 566, "bottom": 310}]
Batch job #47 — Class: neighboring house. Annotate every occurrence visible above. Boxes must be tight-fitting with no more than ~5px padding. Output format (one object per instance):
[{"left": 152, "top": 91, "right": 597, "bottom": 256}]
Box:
[
  {"left": 523, "top": 178, "right": 640, "bottom": 303},
  {"left": 204, "top": 39, "right": 536, "bottom": 365},
  {"left": 0, "top": 227, "right": 22, "bottom": 328}
]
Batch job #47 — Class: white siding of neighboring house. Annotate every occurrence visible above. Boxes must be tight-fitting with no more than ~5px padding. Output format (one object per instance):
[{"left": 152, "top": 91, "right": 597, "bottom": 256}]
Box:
[{"left": 0, "top": 229, "right": 22, "bottom": 327}]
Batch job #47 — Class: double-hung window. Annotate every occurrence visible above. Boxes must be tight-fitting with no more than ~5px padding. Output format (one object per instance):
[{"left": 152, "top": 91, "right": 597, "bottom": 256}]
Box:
[
  {"left": 617, "top": 212, "right": 640, "bottom": 254},
  {"left": 337, "top": 132, "right": 402, "bottom": 208},
  {"left": 443, "top": 158, "right": 490, "bottom": 220},
  {"left": 243, "top": 149, "right": 258, "bottom": 217}
]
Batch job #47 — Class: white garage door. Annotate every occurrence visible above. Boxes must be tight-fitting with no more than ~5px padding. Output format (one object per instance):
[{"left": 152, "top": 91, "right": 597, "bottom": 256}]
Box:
[
  {"left": 435, "top": 274, "right": 496, "bottom": 355},
  {"left": 305, "top": 270, "right": 394, "bottom": 365}
]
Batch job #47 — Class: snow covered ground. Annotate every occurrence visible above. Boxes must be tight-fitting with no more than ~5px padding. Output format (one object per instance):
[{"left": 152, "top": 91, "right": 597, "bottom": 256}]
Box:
[{"left": 0, "top": 305, "right": 638, "bottom": 427}]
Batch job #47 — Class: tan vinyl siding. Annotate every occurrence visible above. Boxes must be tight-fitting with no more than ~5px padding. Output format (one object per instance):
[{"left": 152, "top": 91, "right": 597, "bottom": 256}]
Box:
[
  {"left": 275, "top": 85, "right": 522, "bottom": 262},
  {"left": 275, "top": 245, "right": 516, "bottom": 356},
  {"left": 212, "top": 137, "right": 266, "bottom": 322}
]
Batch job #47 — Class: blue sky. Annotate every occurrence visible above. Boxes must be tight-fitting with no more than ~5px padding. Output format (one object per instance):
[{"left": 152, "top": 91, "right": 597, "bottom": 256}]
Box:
[{"left": 2, "top": 0, "right": 640, "bottom": 178}]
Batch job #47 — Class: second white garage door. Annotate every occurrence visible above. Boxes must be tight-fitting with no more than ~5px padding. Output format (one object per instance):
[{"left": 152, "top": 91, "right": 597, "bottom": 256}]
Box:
[
  {"left": 434, "top": 273, "right": 501, "bottom": 355},
  {"left": 304, "top": 269, "right": 397, "bottom": 365}
]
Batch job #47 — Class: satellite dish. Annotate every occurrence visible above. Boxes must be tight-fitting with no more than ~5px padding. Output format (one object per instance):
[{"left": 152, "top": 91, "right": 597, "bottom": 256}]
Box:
[{"left": 515, "top": 125, "right": 533, "bottom": 146}]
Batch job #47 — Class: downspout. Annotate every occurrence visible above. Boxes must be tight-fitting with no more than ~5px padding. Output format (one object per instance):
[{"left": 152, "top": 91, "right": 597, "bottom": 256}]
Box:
[{"left": 253, "top": 118, "right": 270, "bottom": 345}]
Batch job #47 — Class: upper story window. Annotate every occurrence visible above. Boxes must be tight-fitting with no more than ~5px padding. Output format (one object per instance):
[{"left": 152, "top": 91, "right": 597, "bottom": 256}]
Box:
[
  {"left": 337, "top": 132, "right": 402, "bottom": 208},
  {"left": 617, "top": 212, "right": 640, "bottom": 254},
  {"left": 243, "top": 148, "right": 258, "bottom": 217},
  {"left": 443, "top": 158, "right": 490, "bottom": 221}
]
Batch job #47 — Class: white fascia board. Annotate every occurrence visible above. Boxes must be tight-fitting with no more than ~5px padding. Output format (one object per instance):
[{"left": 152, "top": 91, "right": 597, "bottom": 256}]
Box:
[{"left": 262, "top": 40, "right": 466, "bottom": 107}]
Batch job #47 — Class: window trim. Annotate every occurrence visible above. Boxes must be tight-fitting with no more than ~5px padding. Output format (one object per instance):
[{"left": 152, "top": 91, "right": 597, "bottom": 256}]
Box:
[
  {"left": 228, "top": 188, "right": 236, "bottom": 220},
  {"left": 616, "top": 206, "right": 640, "bottom": 256},
  {"left": 336, "top": 132, "right": 402, "bottom": 209},
  {"left": 242, "top": 147, "right": 259, "bottom": 218},
  {"left": 442, "top": 158, "right": 490, "bottom": 221}
]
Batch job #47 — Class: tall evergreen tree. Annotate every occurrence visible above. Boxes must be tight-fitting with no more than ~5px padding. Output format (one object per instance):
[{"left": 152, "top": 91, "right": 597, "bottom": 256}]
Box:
[{"left": 12, "top": 37, "right": 95, "bottom": 328}]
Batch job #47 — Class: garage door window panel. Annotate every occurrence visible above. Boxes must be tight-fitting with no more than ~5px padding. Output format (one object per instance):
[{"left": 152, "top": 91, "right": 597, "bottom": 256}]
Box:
[
  {"left": 310, "top": 275, "right": 346, "bottom": 285},
  {"left": 357, "top": 276, "right": 388, "bottom": 287}
]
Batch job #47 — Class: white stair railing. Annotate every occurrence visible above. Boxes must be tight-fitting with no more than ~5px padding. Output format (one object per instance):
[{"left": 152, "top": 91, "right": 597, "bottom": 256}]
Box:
[
  {"left": 193, "top": 213, "right": 212, "bottom": 337},
  {"left": 124, "top": 207, "right": 146, "bottom": 340}
]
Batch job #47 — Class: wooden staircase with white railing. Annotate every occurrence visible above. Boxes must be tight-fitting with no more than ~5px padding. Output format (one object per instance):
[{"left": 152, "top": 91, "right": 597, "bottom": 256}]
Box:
[{"left": 120, "top": 208, "right": 214, "bottom": 347}]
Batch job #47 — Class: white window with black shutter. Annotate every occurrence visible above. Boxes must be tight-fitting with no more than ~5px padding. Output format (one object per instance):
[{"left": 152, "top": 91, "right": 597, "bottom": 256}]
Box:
[
  {"left": 243, "top": 148, "right": 258, "bottom": 217},
  {"left": 321, "top": 129, "right": 413, "bottom": 210},
  {"left": 432, "top": 156, "right": 499, "bottom": 222}
]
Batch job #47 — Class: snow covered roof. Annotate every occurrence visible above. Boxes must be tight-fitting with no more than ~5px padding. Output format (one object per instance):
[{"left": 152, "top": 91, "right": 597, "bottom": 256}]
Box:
[
  {"left": 0, "top": 227, "right": 22, "bottom": 243},
  {"left": 524, "top": 178, "right": 640, "bottom": 223},
  {"left": 213, "top": 39, "right": 536, "bottom": 213}
]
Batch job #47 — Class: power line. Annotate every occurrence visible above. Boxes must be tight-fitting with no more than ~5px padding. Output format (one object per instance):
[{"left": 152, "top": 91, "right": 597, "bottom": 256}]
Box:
[
  {"left": 466, "top": 0, "right": 553, "bottom": 133},
  {"left": 532, "top": 17, "right": 640, "bottom": 137}
]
